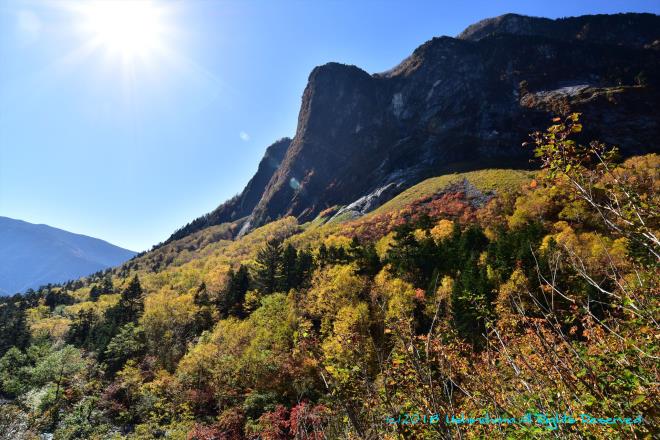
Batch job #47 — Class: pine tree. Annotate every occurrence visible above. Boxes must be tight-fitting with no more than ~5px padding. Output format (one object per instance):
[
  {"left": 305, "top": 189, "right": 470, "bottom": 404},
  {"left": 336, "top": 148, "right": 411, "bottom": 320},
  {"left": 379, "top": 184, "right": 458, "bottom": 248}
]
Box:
[
  {"left": 89, "top": 285, "right": 101, "bottom": 302},
  {"left": 349, "top": 237, "right": 381, "bottom": 276},
  {"left": 66, "top": 309, "right": 98, "bottom": 349},
  {"left": 318, "top": 243, "right": 328, "bottom": 267},
  {"left": 118, "top": 275, "right": 144, "bottom": 324},
  {"left": 280, "top": 243, "right": 298, "bottom": 292},
  {"left": 94, "top": 275, "right": 145, "bottom": 360},
  {"left": 219, "top": 266, "right": 251, "bottom": 318},
  {"left": 45, "top": 289, "right": 74, "bottom": 310},
  {"left": 254, "top": 239, "right": 283, "bottom": 295},
  {"left": 295, "top": 248, "right": 315, "bottom": 288},
  {"left": 0, "top": 301, "right": 30, "bottom": 356},
  {"left": 194, "top": 282, "right": 211, "bottom": 307},
  {"left": 451, "top": 257, "right": 493, "bottom": 346},
  {"left": 194, "top": 282, "right": 214, "bottom": 331},
  {"left": 101, "top": 275, "right": 114, "bottom": 294}
]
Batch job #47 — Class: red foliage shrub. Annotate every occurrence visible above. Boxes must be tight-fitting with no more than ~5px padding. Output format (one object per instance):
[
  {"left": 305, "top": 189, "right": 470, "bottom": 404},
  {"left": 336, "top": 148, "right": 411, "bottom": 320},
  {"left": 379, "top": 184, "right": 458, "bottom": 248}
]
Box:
[
  {"left": 257, "top": 405, "right": 290, "bottom": 440},
  {"left": 185, "top": 387, "right": 217, "bottom": 416},
  {"left": 343, "top": 191, "right": 476, "bottom": 242},
  {"left": 187, "top": 423, "right": 224, "bottom": 440},
  {"left": 216, "top": 408, "right": 245, "bottom": 440},
  {"left": 289, "top": 401, "right": 331, "bottom": 440}
]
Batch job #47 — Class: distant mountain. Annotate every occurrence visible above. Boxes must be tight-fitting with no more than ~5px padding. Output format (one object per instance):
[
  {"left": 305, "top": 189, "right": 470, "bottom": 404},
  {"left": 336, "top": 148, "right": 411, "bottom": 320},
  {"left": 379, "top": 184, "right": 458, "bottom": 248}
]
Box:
[
  {"left": 167, "top": 12, "right": 660, "bottom": 242},
  {"left": 0, "top": 217, "right": 136, "bottom": 295}
]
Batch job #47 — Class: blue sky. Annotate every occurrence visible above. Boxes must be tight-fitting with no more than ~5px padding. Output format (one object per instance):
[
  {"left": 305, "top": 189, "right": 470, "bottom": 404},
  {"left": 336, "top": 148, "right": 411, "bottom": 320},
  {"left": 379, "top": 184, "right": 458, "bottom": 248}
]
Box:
[{"left": 1, "top": 0, "right": 658, "bottom": 251}]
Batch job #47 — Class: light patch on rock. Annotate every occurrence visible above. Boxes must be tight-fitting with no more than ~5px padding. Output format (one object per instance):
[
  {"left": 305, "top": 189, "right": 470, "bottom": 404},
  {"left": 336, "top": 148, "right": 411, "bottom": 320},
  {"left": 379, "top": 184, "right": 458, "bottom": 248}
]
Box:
[
  {"left": 426, "top": 80, "right": 443, "bottom": 101},
  {"left": 391, "top": 93, "right": 404, "bottom": 117},
  {"left": 331, "top": 182, "right": 404, "bottom": 220}
]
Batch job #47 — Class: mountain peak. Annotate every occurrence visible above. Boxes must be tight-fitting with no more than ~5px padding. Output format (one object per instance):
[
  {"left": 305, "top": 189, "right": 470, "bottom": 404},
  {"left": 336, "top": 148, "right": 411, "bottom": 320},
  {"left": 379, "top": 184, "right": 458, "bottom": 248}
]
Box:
[
  {"left": 168, "top": 13, "right": 660, "bottom": 240},
  {"left": 457, "top": 12, "right": 660, "bottom": 48}
]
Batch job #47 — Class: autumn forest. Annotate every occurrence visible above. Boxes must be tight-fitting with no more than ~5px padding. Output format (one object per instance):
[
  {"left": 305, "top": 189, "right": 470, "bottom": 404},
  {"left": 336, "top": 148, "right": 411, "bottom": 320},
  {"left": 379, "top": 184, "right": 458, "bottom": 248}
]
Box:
[{"left": 0, "top": 115, "right": 658, "bottom": 439}]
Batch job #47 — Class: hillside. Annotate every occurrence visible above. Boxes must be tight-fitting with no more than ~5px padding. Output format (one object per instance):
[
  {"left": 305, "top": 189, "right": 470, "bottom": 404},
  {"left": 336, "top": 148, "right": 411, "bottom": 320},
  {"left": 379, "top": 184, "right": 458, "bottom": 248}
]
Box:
[
  {"left": 2, "top": 142, "right": 657, "bottom": 438},
  {"left": 0, "top": 12, "right": 658, "bottom": 439},
  {"left": 0, "top": 217, "right": 135, "bottom": 295}
]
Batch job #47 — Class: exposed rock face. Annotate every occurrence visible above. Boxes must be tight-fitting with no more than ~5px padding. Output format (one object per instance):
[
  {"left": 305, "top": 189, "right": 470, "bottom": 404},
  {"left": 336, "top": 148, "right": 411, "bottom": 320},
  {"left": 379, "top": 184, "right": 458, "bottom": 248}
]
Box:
[
  {"left": 331, "top": 182, "right": 406, "bottom": 221},
  {"left": 457, "top": 13, "right": 660, "bottom": 48},
  {"left": 231, "top": 138, "right": 292, "bottom": 219},
  {"left": 171, "top": 13, "right": 660, "bottom": 241},
  {"left": 249, "top": 13, "right": 660, "bottom": 227}
]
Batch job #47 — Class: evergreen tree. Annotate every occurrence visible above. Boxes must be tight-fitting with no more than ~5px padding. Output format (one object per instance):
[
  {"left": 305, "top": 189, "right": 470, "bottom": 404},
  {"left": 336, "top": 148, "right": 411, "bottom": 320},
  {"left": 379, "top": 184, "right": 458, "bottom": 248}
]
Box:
[
  {"left": 219, "top": 266, "right": 251, "bottom": 318},
  {"left": 118, "top": 275, "right": 144, "bottom": 323},
  {"left": 280, "top": 243, "right": 298, "bottom": 292},
  {"left": 194, "top": 282, "right": 214, "bottom": 331},
  {"left": 324, "top": 244, "right": 349, "bottom": 265},
  {"left": 66, "top": 309, "right": 98, "bottom": 349},
  {"left": 487, "top": 222, "right": 544, "bottom": 283},
  {"left": 451, "top": 257, "right": 493, "bottom": 346},
  {"left": 386, "top": 229, "right": 442, "bottom": 287},
  {"left": 104, "top": 323, "right": 146, "bottom": 373},
  {"left": 89, "top": 285, "right": 101, "bottom": 302},
  {"left": 0, "top": 346, "right": 29, "bottom": 397},
  {"left": 254, "top": 239, "right": 283, "bottom": 295},
  {"left": 101, "top": 276, "right": 114, "bottom": 294},
  {"left": 295, "top": 248, "right": 315, "bottom": 288},
  {"left": 92, "top": 275, "right": 145, "bottom": 363},
  {"left": 457, "top": 225, "right": 489, "bottom": 262},
  {"left": 317, "top": 243, "right": 328, "bottom": 267},
  {"left": 194, "top": 282, "right": 211, "bottom": 307},
  {"left": 349, "top": 237, "right": 381, "bottom": 276},
  {"left": 44, "top": 289, "right": 74, "bottom": 310},
  {"left": 0, "top": 300, "right": 30, "bottom": 356}
]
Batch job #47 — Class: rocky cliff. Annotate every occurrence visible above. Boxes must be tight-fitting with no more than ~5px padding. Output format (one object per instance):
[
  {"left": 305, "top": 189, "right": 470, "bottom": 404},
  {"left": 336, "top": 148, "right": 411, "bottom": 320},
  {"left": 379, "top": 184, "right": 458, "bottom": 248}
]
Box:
[
  {"left": 172, "top": 13, "right": 660, "bottom": 240},
  {"left": 249, "top": 13, "right": 659, "bottom": 227}
]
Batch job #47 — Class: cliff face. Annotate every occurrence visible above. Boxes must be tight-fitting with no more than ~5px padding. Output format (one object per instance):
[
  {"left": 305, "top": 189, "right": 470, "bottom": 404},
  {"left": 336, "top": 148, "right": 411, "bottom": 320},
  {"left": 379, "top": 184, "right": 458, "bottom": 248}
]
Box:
[
  {"left": 171, "top": 13, "right": 660, "bottom": 240},
  {"left": 249, "top": 13, "right": 660, "bottom": 226},
  {"left": 229, "top": 137, "right": 292, "bottom": 219}
]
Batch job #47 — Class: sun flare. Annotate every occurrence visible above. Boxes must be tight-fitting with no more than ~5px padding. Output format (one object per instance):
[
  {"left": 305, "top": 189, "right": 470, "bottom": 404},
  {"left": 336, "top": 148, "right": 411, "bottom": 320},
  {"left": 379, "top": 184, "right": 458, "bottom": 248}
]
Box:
[{"left": 78, "top": 0, "right": 166, "bottom": 60}]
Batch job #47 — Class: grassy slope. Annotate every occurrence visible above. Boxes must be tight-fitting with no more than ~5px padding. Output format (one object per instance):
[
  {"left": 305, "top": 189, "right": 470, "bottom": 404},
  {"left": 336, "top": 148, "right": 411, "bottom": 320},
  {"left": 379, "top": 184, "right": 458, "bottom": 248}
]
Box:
[{"left": 371, "top": 169, "right": 533, "bottom": 216}]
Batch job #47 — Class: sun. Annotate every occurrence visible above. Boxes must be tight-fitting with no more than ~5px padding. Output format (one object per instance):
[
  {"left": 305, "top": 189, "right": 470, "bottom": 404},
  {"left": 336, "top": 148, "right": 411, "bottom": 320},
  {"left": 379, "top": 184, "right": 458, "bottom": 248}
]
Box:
[{"left": 77, "top": 0, "right": 167, "bottom": 61}]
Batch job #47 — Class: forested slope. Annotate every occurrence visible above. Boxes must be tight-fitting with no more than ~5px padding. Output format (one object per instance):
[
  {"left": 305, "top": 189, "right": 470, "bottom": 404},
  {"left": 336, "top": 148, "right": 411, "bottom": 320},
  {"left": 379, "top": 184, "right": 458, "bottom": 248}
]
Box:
[{"left": 0, "top": 116, "right": 657, "bottom": 439}]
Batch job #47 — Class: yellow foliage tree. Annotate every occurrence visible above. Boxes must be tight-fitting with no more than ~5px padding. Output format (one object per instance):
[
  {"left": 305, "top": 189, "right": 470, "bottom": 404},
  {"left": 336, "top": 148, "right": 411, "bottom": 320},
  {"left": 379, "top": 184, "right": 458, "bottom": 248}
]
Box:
[
  {"left": 429, "top": 219, "right": 454, "bottom": 242},
  {"left": 321, "top": 302, "right": 372, "bottom": 384},
  {"left": 371, "top": 269, "right": 417, "bottom": 323},
  {"left": 495, "top": 268, "right": 531, "bottom": 331},
  {"left": 305, "top": 264, "right": 366, "bottom": 335},
  {"left": 141, "top": 287, "right": 200, "bottom": 370}
]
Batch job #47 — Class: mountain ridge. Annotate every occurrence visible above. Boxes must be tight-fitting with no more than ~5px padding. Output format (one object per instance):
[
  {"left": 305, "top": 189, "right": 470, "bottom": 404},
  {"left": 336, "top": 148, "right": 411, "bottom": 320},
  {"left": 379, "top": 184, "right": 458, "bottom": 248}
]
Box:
[
  {"left": 166, "top": 12, "right": 660, "bottom": 244},
  {"left": 457, "top": 12, "right": 660, "bottom": 46},
  {"left": 0, "top": 216, "right": 135, "bottom": 295}
]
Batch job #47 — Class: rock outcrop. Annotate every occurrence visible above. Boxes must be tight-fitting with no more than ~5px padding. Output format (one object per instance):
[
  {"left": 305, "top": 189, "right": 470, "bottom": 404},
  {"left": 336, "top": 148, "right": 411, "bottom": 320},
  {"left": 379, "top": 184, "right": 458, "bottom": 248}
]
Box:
[
  {"left": 170, "top": 13, "right": 660, "bottom": 240},
  {"left": 249, "top": 13, "right": 660, "bottom": 227}
]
